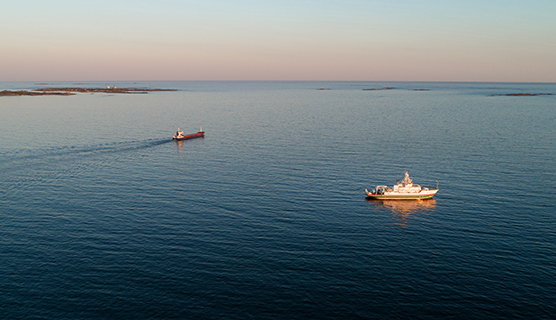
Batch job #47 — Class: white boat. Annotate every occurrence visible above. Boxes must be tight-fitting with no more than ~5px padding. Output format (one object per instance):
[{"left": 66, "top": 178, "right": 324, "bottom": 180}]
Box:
[{"left": 365, "top": 171, "right": 438, "bottom": 200}]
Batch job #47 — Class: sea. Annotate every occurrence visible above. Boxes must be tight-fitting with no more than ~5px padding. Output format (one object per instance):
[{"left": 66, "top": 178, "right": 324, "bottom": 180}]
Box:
[{"left": 1, "top": 81, "right": 555, "bottom": 319}]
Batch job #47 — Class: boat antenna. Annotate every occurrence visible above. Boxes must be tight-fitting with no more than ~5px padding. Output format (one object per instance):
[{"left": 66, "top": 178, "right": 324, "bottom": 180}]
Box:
[{"left": 436, "top": 180, "right": 439, "bottom": 189}]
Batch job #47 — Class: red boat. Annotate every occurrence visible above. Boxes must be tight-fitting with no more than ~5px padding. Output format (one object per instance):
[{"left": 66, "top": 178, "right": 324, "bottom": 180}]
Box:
[{"left": 173, "top": 127, "right": 204, "bottom": 141}]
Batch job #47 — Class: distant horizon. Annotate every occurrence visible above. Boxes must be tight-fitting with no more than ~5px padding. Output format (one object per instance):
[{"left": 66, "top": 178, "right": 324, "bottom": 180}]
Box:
[{"left": 2, "top": 80, "right": 556, "bottom": 84}]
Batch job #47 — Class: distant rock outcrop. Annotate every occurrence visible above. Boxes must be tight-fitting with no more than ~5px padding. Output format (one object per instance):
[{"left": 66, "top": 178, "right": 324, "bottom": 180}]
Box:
[
  {"left": 0, "top": 90, "right": 73, "bottom": 96},
  {"left": 0, "top": 87, "right": 176, "bottom": 97},
  {"left": 363, "top": 87, "right": 396, "bottom": 91},
  {"left": 491, "top": 93, "right": 553, "bottom": 96}
]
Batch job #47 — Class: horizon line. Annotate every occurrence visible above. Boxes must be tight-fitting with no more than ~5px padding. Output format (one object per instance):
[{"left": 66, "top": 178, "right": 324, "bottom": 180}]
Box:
[{"left": 2, "top": 80, "right": 556, "bottom": 84}]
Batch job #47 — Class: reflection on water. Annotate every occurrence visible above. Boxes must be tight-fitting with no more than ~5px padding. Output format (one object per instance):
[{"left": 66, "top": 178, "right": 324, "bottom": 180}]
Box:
[
  {"left": 174, "top": 138, "right": 205, "bottom": 161},
  {"left": 174, "top": 137, "right": 204, "bottom": 151},
  {"left": 175, "top": 139, "right": 185, "bottom": 151},
  {"left": 368, "top": 199, "right": 437, "bottom": 225}
]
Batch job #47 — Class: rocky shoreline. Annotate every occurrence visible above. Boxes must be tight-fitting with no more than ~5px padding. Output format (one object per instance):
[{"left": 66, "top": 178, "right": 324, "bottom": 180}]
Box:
[
  {"left": 0, "top": 90, "right": 73, "bottom": 96},
  {"left": 0, "top": 87, "right": 176, "bottom": 97}
]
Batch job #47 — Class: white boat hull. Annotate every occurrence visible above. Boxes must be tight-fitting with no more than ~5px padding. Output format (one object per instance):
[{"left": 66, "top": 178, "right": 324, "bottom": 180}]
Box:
[{"left": 365, "top": 188, "right": 438, "bottom": 200}]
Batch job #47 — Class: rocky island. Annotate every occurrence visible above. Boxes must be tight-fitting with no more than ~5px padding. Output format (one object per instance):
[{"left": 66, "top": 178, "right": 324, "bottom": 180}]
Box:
[
  {"left": 0, "top": 87, "right": 176, "bottom": 97},
  {"left": 490, "top": 93, "right": 553, "bottom": 97},
  {"left": 363, "top": 87, "right": 396, "bottom": 91}
]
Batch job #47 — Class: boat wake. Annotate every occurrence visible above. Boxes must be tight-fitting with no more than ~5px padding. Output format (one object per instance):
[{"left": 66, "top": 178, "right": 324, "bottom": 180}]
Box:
[
  {"left": 0, "top": 138, "right": 175, "bottom": 198},
  {"left": 1, "top": 138, "right": 174, "bottom": 165}
]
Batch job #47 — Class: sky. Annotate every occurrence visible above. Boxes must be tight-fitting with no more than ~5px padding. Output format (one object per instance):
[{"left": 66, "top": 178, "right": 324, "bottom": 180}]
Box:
[{"left": 1, "top": 0, "right": 555, "bottom": 82}]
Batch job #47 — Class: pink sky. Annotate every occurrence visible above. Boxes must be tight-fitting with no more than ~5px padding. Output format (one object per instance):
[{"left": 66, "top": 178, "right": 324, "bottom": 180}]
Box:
[{"left": 2, "top": 0, "right": 555, "bottom": 82}]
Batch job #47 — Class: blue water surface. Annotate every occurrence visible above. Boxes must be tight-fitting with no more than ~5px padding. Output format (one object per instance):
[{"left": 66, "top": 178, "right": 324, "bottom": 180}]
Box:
[{"left": 1, "top": 81, "right": 555, "bottom": 319}]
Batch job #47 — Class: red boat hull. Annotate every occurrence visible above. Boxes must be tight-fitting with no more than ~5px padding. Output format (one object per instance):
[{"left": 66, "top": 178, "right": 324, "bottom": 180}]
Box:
[{"left": 173, "top": 131, "right": 204, "bottom": 141}]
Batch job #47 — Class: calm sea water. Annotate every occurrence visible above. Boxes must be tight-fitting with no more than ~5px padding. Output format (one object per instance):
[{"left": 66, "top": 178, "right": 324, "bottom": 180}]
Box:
[{"left": 1, "top": 81, "right": 555, "bottom": 319}]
